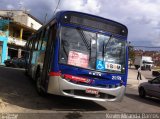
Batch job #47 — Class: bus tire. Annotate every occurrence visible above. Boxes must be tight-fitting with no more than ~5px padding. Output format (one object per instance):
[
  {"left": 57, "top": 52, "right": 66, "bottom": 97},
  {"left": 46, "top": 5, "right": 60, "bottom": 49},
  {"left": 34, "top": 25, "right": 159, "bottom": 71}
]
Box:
[{"left": 36, "top": 71, "right": 46, "bottom": 96}]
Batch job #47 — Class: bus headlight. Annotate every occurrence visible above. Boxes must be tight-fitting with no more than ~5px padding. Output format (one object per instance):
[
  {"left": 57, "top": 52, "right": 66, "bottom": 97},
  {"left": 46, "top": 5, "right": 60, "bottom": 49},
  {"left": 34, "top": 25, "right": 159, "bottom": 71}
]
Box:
[{"left": 63, "top": 74, "right": 92, "bottom": 84}]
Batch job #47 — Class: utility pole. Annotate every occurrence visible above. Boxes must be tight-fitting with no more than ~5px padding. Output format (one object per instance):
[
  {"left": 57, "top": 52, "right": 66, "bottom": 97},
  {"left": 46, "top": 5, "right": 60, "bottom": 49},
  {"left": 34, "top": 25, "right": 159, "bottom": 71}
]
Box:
[{"left": 44, "top": 13, "right": 47, "bottom": 25}]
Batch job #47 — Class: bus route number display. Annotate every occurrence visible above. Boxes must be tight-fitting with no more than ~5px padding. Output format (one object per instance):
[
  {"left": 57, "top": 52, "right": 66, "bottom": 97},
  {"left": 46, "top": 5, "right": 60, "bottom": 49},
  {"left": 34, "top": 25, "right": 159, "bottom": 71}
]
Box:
[
  {"left": 68, "top": 51, "right": 89, "bottom": 68},
  {"left": 105, "top": 62, "right": 121, "bottom": 71}
]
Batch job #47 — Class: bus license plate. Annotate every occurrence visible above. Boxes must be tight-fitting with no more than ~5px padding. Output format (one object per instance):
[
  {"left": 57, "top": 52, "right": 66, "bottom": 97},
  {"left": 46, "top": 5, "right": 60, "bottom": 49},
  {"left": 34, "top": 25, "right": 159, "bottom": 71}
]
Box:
[{"left": 86, "top": 88, "right": 99, "bottom": 95}]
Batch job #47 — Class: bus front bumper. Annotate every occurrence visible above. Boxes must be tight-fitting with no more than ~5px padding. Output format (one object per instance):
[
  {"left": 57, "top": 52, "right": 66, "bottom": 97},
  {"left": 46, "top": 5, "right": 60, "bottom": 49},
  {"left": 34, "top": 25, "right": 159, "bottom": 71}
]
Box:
[{"left": 47, "top": 76, "right": 126, "bottom": 102}]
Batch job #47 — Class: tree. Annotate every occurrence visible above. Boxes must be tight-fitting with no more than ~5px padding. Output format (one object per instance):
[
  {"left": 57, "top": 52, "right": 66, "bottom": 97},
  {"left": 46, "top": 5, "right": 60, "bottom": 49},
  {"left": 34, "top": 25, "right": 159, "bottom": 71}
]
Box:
[{"left": 128, "top": 42, "right": 135, "bottom": 64}]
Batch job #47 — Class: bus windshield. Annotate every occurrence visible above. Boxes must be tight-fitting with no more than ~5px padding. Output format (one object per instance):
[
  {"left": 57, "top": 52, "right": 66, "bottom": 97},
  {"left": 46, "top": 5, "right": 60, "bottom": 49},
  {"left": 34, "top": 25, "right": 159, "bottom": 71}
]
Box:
[{"left": 59, "top": 27, "right": 126, "bottom": 74}]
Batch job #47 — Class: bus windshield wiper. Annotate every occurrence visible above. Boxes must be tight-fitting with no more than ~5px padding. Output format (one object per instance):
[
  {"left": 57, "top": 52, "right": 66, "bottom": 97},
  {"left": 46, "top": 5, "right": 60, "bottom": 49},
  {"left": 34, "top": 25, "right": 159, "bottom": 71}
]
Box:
[
  {"left": 61, "top": 40, "right": 68, "bottom": 58},
  {"left": 102, "top": 35, "right": 113, "bottom": 58},
  {"left": 76, "top": 28, "right": 91, "bottom": 50}
]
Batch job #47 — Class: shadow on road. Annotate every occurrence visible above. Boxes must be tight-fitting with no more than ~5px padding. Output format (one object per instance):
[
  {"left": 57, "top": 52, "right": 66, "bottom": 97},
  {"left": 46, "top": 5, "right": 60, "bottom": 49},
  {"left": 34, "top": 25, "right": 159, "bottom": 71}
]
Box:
[
  {"left": 0, "top": 66, "right": 106, "bottom": 111},
  {"left": 125, "top": 93, "right": 160, "bottom": 107}
]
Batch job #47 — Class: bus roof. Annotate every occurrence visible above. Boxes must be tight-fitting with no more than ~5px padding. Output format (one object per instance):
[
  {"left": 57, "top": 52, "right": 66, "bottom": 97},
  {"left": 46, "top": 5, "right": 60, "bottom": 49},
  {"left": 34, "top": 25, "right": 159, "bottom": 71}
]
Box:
[{"left": 37, "top": 11, "right": 128, "bottom": 36}]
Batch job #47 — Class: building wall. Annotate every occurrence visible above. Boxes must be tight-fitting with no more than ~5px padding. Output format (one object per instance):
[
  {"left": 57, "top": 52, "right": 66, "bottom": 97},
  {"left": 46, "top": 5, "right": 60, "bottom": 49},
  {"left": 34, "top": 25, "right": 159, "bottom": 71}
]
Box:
[
  {"left": 0, "top": 36, "right": 8, "bottom": 64},
  {"left": 0, "top": 10, "right": 42, "bottom": 30},
  {"left": 27, "top": 16, "right": 42, "bottom": 30},
  {"left": 0, "top": 10, "right": 42, "bottom": 64},
  {"left": 13, "top": 14, "right": 28, "bottom": 26},
  {"left": 0, "top": 10, "right": 24, "bottom": 19},
  {"left": 0, "top": 19, "right": 9, "bottom": 64},
  {"left": 9, "top": 26, "right": 20, "bottom": 38}
]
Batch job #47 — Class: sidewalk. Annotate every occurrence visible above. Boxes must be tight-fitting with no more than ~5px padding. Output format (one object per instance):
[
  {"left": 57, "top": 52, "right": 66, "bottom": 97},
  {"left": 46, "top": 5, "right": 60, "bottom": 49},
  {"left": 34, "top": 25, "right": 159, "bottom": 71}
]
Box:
[{"left": 127, "top": 69, "right": 148, "bottom": 89}]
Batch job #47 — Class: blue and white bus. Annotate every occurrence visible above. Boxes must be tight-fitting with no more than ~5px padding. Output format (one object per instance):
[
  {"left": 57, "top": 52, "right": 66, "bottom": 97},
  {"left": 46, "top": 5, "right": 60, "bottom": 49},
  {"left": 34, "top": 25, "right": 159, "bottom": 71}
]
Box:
[{"left": 25, "top": 11, "right": 128, "bottom": 101}]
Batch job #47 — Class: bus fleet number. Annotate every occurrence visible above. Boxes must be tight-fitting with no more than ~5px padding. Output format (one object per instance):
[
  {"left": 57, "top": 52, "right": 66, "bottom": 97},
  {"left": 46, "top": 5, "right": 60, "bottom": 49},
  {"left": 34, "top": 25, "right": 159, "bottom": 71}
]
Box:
[{"left": 112, "top": 76, "right": 122, "bottom": 80}]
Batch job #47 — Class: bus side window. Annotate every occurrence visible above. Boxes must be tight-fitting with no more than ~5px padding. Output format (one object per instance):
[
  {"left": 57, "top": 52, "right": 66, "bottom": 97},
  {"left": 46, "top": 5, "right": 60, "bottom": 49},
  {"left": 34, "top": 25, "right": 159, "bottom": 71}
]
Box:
[
  {"left": 30, "top": 37, "right": 36, "bottom": 51},
  {"left": 37, "top": 28, "right": 50, "bottom": 63},
  {"left": 35, "top": 33, "right": 41, "bottom": 51},
  {"left": 38, "top": 31, "right": 44, "bottom": 50},
  {"left": 25, "top": 40, "right": 29, "bottom": 50},
  {"left": 29, "top": 39, "right": 33, "bottom": 50},
  {"left": 41, "top": 28, "right": 49, "bottom": 51}
]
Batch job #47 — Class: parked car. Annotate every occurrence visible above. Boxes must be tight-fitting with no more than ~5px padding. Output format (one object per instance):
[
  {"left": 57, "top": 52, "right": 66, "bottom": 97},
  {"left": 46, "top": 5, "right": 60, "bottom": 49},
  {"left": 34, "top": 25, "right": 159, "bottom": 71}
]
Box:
[
  {"left": 152, "top": 70, "right": 160, "bottom": 77},
  {"left": 138, "top": 76, "right": 160, "bottom": 99},
  {"left": 4, "top": 57, "right": 26, "bottom": 68}
]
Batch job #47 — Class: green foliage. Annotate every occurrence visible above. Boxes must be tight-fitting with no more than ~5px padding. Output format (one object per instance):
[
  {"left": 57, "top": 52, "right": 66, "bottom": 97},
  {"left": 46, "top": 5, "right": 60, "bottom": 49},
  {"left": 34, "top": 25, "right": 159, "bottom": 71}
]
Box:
[{"left": 128, "top": 43, "right": 135, "bottom": 62}]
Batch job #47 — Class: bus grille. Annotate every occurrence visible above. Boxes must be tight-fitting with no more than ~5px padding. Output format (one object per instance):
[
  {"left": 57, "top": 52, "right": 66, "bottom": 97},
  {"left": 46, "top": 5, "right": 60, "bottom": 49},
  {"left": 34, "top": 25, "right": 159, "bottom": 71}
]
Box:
[
  {"left": 67, "top": 80, "right": 121, "bottom": 89},
  {"left": 63, "top": 89, "right": 115, "bottom": 99}
]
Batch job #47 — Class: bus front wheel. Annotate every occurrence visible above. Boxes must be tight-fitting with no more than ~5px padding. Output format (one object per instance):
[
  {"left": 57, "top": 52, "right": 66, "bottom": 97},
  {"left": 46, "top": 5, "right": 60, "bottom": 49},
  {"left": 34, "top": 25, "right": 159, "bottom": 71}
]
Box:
[{"left": 36, "top": 71, "right": 46, "bottom": 96}]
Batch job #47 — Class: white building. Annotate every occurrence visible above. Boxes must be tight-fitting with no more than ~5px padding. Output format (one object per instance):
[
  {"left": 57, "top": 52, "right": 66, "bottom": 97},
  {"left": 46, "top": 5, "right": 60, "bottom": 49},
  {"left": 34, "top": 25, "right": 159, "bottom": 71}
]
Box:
[
  {"left": 0, "top": 10, "right": 43, "bottom": 63},
  {"left": 0, "top": 10, "right": 42, "bottom": 30}
]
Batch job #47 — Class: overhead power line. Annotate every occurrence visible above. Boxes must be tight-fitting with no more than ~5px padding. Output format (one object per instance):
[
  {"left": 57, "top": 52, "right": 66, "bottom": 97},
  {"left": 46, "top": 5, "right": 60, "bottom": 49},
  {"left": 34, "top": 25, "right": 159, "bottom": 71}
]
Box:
[
  {"left": 133, "top": 46, "right": 160, "bottom": 48},
  {"left": 53, "top": 0, "right": 61, "bottom": 16}
]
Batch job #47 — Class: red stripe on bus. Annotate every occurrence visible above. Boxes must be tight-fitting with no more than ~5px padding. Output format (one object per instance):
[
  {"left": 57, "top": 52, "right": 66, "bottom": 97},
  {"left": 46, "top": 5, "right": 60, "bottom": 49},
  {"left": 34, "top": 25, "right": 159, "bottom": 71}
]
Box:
[
  {"left": 64, "top": 74, "right": 90, "bottom": 83},
  {"left": 49, "top": 72, "right": 61, "bottom": 76}
]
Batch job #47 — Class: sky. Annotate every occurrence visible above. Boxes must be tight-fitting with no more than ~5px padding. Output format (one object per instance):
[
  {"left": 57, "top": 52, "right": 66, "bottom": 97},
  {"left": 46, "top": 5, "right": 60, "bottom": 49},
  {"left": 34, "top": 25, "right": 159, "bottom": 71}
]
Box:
[{"left": 0, "top": 0, "right": 160, "bottom": 47}]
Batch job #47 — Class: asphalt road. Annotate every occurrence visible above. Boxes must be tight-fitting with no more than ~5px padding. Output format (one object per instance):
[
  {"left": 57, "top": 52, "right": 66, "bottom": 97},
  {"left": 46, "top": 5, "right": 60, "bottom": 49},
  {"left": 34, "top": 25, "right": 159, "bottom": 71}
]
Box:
[
  {"left": 129, "top": 66, "right": 155, "bottom": 79},
  {"left": 0, "top": 66, "right": 159, "bottom": 119}
]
